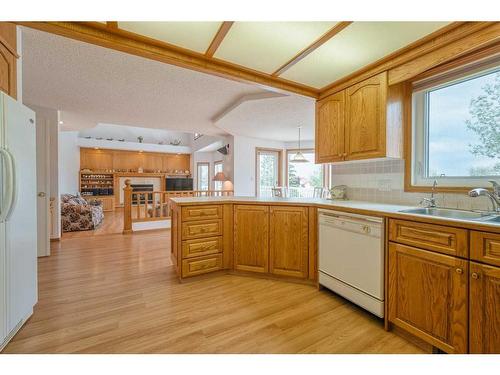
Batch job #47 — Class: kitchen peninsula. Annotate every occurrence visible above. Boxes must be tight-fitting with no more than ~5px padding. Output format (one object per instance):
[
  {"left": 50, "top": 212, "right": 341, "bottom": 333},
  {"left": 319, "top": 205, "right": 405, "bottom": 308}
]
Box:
[{"left": 170, "top": 196, "right": 500, "bottom": 354}]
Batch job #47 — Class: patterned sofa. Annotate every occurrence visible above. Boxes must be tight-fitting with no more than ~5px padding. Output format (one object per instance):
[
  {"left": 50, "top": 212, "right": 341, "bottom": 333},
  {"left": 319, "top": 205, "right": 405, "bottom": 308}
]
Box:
[{"left": 61, "top": 194, "right": 104, "bottom": 232}]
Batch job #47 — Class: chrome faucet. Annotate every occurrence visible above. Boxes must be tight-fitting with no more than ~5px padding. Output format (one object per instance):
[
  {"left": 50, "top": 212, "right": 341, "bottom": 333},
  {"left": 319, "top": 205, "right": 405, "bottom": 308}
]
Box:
[
  {"left": 420, "top": 180, "right": 438, "bottom": 208},
  {"left": 468, "top": 181, "right": 500, "bottom": 212}
]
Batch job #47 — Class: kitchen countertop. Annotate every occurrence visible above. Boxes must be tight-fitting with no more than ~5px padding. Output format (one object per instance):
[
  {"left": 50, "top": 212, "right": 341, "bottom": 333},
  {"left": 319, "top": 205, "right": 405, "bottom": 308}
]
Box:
[{"left": 169, "top": 196, "right": 500, "bottom": 233}]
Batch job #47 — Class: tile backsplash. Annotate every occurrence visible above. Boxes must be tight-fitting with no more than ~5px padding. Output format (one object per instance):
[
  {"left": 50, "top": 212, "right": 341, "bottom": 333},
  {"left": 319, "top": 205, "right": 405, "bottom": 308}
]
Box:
[{"left": 331, "top": 159, "right": 493, "bottom": 211}]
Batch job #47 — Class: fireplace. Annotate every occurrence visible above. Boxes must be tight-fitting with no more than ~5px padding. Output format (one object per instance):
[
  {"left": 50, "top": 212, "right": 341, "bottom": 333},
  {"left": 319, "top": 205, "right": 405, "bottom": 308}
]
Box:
[{"left": 131, "top": 184, "right": 153, "bottom": 204}]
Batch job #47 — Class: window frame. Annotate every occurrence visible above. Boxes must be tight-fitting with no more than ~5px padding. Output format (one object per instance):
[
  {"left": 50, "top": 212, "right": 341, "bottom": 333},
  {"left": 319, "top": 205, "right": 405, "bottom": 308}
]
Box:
[
  {"left": 255, "top": 148, "right": 283, "bottom": 197},
  {"left": 213, "top": 160, "right": 223, "bottom": 191},
  {"left": 285, "top": 148, "right": 329, "bottom": 189},
  {"left": 405, "top": 49, "right": 500, "bottom": 193},
  {"left": 196, "top": 161, "right": 210, "bottom": 191}
]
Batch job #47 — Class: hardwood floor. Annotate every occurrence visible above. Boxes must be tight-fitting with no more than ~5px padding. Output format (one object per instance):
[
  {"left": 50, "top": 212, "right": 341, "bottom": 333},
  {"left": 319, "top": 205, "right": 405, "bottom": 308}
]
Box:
[{"left": 4, "top": 229, "right": 423, "bottom": 354}]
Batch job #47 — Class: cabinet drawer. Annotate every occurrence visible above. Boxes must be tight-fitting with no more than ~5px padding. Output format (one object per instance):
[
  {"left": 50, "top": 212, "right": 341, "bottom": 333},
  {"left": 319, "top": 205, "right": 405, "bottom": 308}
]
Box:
[
  {"left": 182, "top": 219, "right": 222, "bottom": 240},
  {"left": 182, "top": 254, "right": 222, "bottom": 277},
  {"left": 182, "top": 236, "right": 222, "bottom": 259},
  {"left": 471, "top": 231, "right": 500, "bottom": 267},
  {"left": 181, "top": 205, "right": 222, "bottom": 221},
  {"left": 389, "top": 219, "right": 468, "bottom": 258}
]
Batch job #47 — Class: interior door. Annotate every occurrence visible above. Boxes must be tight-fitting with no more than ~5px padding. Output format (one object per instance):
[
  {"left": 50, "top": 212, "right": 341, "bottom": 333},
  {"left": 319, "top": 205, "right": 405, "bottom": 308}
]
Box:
[{"left": 35, "top": 116, "right": 50, "bottom": 257}]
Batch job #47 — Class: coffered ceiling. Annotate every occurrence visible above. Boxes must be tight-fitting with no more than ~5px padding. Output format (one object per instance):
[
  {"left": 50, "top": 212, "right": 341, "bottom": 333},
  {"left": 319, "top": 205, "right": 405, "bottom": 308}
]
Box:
[{"left": 113, "top": 21, "right": 450, "bottom": 90}]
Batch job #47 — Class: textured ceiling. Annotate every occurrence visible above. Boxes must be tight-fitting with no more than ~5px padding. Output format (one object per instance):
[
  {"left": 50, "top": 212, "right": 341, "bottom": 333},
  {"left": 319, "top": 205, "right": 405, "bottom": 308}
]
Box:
[
  {"left": 22, "top": 27, "right": 315, "bottom": 142},
  {"left": 214, "top": 95, "right": 315, "bottom": 142},
  {"left": 21, "top": 27, "right": 268, "bottom": 135}
]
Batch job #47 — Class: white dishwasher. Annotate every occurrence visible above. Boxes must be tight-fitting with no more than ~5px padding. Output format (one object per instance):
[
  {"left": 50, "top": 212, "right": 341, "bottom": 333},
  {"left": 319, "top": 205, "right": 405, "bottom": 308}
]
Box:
[{"left": 318, "top": 209, "right": 385, "bottom": 317}]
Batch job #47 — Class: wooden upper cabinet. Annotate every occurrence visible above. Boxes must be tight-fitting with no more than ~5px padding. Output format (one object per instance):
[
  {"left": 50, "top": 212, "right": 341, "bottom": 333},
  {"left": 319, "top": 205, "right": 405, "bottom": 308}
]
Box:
[
  {"left": 314, "top": 72, "right": 399, "bottom": 163},
  {"left": 469, "top": 262, "right": 500, "bottom": 354},
  {"left": 234, "top": 205, "right": 269, "bottom": 274},
  {"left": 388, "top": 243, "right": 468, "bottom": 353},
  {"left": 315, "top": 90, "right": 345, "bottom": 163},
  {"left": 345, "top": 72, "right": 387, "bottom": 160},
  {"left": 269, "top": 206, "right": 309, "bottom": 279},
  {"left": 0, "top": 22, "right": 17, "bottom": 99}
]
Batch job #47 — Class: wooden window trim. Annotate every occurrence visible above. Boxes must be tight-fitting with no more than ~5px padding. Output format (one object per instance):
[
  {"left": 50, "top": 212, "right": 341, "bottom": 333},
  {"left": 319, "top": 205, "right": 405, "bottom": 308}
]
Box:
[
  {"left": 255, "top": 148, "right": 283, "bottom": 197},
  {"left": 404, "top": 45, "right": 500, "bottom": 193}
]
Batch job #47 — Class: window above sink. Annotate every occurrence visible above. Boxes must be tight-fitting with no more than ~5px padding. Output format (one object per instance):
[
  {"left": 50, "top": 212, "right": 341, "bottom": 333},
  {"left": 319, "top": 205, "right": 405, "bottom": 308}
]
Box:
[{"left": 407, "top": 51, "right": 500, "bottom": 192}]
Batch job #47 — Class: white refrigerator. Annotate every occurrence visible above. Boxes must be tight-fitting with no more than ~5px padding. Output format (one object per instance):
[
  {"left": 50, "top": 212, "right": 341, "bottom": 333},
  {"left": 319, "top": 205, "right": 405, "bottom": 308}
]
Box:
[{"left": 0, "top": 92, "right": 37, "bottom": 350}]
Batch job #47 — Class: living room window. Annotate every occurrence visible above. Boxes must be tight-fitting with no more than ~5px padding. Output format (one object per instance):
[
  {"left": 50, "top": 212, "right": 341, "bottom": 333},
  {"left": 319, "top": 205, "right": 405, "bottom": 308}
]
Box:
[
  {"left": 411, "top": 56, "right": 500, "bottom": 189},
  {"left": 286, "top": 149, "right": 327, "bottom": 197},
  {"left": 213, "top": 161, "right": 223, "bottom": 190}
]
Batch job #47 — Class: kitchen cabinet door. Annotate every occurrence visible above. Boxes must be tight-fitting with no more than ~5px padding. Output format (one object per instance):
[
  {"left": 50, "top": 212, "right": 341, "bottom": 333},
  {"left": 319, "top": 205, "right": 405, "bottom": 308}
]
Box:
[
  {"left": 388, "top": 242, "right": 468, "bottom": 353},
  {"left": 0, "top": 38, "right": 17, "bottom": 99},
  {"left": 315, "top": 90, "right": 345, "bottom": 163},
  {"left": 269, "top": 206, "right": 309, "bottom": 279},
  {"left": 469, "top": 262, "right": 500, "bottom": 353},
  {"left": 345, "top": 72, "right": 387, "bottom": 160},
  {"left": 234, "top": 205, "right": 269, "bottom": 273}
]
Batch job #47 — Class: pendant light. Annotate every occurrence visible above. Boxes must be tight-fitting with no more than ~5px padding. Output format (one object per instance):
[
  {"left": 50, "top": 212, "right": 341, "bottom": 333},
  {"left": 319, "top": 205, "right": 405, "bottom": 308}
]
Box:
[{"left": 290, "top": 126, "right": 309, "bottom": 163}]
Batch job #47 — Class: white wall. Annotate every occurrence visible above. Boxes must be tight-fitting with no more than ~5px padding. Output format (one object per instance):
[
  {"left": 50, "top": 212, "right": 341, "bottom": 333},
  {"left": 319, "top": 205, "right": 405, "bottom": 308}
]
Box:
[
  {"left": 58, "top": 131, "right": 80, "bottom": 195},
  {"left": 232, "top": 135, "right": 286, "bottom": 196}
]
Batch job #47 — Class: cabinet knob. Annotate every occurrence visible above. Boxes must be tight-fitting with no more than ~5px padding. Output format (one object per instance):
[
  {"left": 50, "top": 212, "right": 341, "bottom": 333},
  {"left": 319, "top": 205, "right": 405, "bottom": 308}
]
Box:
[
  {"left": 455, "top": 268, "right": 463, "bottom": 275},
  {"left": 471, "top": 272, "right": 480, "bottom": 279}
]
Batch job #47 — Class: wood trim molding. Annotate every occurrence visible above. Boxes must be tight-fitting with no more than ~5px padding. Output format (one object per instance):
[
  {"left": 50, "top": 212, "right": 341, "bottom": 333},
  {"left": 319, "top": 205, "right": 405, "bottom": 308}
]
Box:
[
  {"left": 196, "top": 162, "right": 211, "bottom": 191},
  {"left": 17, "top": 21, "right": 319, "bottom": 98},
  {"left": 318, "top": 22, "right": 497, "bottom": 99},
  {"left": 106, "top": 21, "right": 118, "bottom": 29},
  {"left": 255, "top": 148, "right": 283, "bottom": 196},
  {"left": 272, "top": 21, "right": 352, "bottom": 76},
  {"left": 205, "top": 21, "right": 234, "bottom": 57}
]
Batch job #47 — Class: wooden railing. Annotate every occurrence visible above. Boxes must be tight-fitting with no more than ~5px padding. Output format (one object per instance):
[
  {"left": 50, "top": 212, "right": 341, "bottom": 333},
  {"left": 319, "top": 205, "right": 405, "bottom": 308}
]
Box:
[{"left": 122, "top": 179, "right": 233, "bottom": 233}]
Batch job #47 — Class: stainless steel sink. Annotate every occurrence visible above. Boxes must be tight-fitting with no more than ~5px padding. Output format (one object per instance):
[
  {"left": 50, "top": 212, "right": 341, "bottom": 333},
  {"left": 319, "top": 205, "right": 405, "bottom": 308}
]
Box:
[
  {"left": 398, "top": 207, "right": 497, "bottom": 221},
  {"left": 475, "top": 215, "right": 500, "bottom": 224}
]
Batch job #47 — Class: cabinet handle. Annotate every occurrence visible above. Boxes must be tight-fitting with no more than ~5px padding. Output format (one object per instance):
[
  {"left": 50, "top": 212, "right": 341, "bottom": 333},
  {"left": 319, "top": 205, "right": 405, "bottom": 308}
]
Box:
[
  {"left": 455, "top": 268, "right": 463, "bottom": 275},
  {"left": 471, "top": 272, "right": 480, "bottom": 280}
]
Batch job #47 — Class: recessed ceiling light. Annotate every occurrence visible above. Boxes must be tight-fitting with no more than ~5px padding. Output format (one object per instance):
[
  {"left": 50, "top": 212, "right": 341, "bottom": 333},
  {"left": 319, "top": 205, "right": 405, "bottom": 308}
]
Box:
[{"left": 59, "top": 121, "right": 64, "bottom": 125}]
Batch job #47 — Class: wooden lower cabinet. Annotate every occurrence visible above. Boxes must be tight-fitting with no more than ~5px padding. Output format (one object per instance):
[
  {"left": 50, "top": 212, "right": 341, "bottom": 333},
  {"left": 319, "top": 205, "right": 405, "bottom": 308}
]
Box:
[
  {"left": 388, "top": 242, "right": 468, "bottom": 353},
  {"left": 182, "top": 254, "right": 222, "bottom": 278},
  {"left": 269, "top": 206, "right": 308, "bottom": 278},
  {"left": 234, "top": 205, "right": 269, "bottom": 273},
  {"left": 469, "top": 262, "right": 500, "bottom": 353}
]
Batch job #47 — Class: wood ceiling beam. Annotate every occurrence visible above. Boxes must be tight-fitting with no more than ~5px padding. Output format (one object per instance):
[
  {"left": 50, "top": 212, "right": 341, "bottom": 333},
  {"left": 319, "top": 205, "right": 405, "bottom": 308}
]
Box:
[
  {"left": 205, "top": 21, "right": 234, "bottom": 57},
  {"left": 18, "top": 21, "right": 319, "bottom": 98},
  {"left": 106, "top": 21, "right": 118, "bottom": 29},
  {"left": 272, "top": 21, "right": 352, "bottom": 77}
]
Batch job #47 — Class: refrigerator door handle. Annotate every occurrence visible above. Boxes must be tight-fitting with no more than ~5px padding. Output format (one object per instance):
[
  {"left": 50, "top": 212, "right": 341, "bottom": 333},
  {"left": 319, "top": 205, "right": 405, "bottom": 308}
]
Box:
[{"left": 0, "top": 147, "right": 15, "bottom": 222}]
